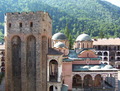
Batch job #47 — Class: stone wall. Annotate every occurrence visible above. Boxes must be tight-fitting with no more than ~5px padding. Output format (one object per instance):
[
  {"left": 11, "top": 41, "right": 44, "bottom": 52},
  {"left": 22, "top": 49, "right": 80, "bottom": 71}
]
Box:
[{"left": 5, "top": 11, "right": 52, "bottom": 91}]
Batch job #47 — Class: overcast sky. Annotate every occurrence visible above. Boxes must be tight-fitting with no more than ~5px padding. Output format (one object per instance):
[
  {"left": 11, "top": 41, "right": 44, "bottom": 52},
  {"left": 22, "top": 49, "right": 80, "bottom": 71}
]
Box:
[{"left": 105, "top": 0, "right": 120, "bottom": 7}]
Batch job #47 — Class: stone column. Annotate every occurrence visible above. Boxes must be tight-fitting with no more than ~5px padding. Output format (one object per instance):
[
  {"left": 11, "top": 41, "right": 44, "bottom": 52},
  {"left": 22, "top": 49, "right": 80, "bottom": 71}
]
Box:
[
  {"left": 102, "top": 76, "right": 106, "bottom": 89},
  {"left": 81, "top": 80, "right": 84, "bottom": 88},
  {"left": 114, "top": 74, "right": 118, "bottom": 91},
  {"left": 81, "top": 75, "right": 84, "bottom": 88},
  {"left": 5, "top": 36, "right": 13, "bottom": 91},
  {"left": 36, "top": 35, "right": 42, "bottom": 91},
  {"left": 47, "top": 60, "right": 49, "bottom": 82},
  {"left": 21, "top": 35, "right": 27, "bottom": 91},
  {"left": 92, "top": 77, "right": 95, "bottom": 89},
  {"left": 58, "top": 65, "right": 62, "bottom": 82}
]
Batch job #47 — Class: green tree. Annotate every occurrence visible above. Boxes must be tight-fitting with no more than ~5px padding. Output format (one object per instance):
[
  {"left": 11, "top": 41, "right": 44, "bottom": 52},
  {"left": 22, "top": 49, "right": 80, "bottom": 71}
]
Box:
[{"left": 99, "top": 31, "right": 104, "bottom": 39}]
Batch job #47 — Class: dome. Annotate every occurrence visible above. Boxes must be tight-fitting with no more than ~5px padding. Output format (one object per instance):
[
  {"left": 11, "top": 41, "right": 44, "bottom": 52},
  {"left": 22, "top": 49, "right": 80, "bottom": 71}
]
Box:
[
  {"left": 92, "top": 65, "right": 101, "bottom": 69},
  {"left": 82, "top": 65, "right": 90, "bottom": 69},
  {"left": 76, "top": 33, "right": 92, "bottom": 41},
  {"left": 54, "top": 42, "right": 67, "bottom": 48},
  {"left": 104, "top": 65, "right": 113, "bottom": 69},
  {"left": 52, "top": 32, "right": 67, "bottom": 40}
]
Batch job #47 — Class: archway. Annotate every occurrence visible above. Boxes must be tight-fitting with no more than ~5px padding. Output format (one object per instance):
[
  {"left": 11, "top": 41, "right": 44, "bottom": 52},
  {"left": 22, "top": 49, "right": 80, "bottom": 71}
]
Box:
[
  {"left": 49, "top": 86, "right": 53, "bottom": 91},
  {"left": 11, "top": 36, "right": 21, "bottom": 91},
  {"left": 94, "top": 74, "right": 102, "bottom": 87},
  {"left": 98, "top": 52, "right": 102, "bottom": 56},
  {"left": 72, "top": 74, "right": 82, "bottom": 88},
  {"left": 104, "top": 57, "right": 108, "bottom": 61},
  {"left": 49, "top": 60, "right": 58, "bottom": 82},
  {"left": 104, "top": 52, "right": 108, "bottom": 56},
  {"left": 117, "top": 52, "right": 120, "bottom": 56},
  {"left": 117, "top": 57, "right": 120, "bottom": 61},
  {"left": 83, "top": 74, "right": 93, "bottom": 88},
  {"left": 26, "top": 35, "right": 36, "bottom": 91}
]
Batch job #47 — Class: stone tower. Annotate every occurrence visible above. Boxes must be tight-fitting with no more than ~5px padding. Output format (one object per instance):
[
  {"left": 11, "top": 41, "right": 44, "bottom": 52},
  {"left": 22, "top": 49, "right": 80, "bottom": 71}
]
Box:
[{"left": 5, "top": 11, "right": 52, "bottom": 91}]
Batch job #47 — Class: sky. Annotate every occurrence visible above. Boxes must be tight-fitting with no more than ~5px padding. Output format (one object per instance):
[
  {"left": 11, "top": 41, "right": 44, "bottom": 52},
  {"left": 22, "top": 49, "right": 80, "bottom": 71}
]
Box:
[{"left": 105, "top": 0, "right": 120, "bottom": 7}]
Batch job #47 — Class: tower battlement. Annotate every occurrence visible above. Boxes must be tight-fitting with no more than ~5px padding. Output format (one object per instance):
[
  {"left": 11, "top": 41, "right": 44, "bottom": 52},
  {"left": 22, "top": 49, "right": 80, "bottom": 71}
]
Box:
[
  {"left": 5, "top": 11, "right": 51, "bottom": 18},
  {"left": 5, "top": 11, "right": 52, "bottom": 36}
]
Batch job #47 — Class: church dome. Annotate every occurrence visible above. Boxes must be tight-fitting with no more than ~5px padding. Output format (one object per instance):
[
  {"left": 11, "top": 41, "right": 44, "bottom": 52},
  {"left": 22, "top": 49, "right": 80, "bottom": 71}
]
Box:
[
  {"left": 82, "top": 65, "right": 90, "bottom": 69},
  {"left": 76, "top": 34, "right": 92, "bottom": 41},
  {"left": 93, "top": 65, "right": 101, "bottom": 69},
  {"left": 54, "top": 42, "right": 67, "bottom": 48},
  {"left": 104, "top": 65, "right": 113, "bottom": 69},
  {"left": 52, "top": 32, "right": 67, "bottom": 40}
]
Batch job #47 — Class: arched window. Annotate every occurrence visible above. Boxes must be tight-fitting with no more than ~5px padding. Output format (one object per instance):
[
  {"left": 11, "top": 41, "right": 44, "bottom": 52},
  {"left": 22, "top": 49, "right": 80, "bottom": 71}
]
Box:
[
  {"left": 117, "top": 52, "right": 120, "bottom": 56},
  {"left": 117, "top": 57, "right": 120, "bottom": 61},
  {"left": 1, "top": 62, "right": 4, "bottom": 66},
  {"left": 83, "top": 74, "right": 93, "bottom": 88},
  {"left": 83, "top": 43, "right": 84, "bottom": 48},
  {"left": 98, "top": 52, "right": 102, "bottom": 56},
  {"left": 1, "top": 68, "right": 5, "bottom": 72},
  {"left": 104, "top": 57, "right": 108, "bottom": 61},
  {"left": 87, "top": 43, "right": 89, "bottom": 48},
  {"left": 49, "top": 60, "right": 58, "bottom": 82},
  {"left": 104, "top": 52, "right": 108, "bottom": 56},
  {"left": 72, "top": 74, "right": 82, "bottom": 88},
  {"left": 49, "top": 86, "right": 53, "bottom": 91},
  {"left": 104, "top": 62, "right": 108, "bottom": 65},
  {"left": 1, "top": 57, "right": 4, "bottom": 61},
  {"left": 94, "top": 74, "right": 102, "bottom": 87}
]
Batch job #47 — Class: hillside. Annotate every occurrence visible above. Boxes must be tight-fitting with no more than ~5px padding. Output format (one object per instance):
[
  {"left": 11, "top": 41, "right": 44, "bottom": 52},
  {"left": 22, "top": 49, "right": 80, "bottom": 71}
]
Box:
[{"left": 0, "top": 0, "right": 120, "bottom": 42}]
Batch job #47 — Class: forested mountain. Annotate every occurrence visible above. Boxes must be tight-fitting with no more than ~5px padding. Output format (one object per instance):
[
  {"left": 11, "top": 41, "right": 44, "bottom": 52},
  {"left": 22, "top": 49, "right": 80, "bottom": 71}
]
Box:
[{"left": 0, "top": 0, "right": 120, "bottom": 42}]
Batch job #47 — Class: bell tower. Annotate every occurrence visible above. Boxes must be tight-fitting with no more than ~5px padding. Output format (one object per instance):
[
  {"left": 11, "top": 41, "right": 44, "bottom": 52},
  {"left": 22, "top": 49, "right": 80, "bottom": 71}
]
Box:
[{"left": 5, "top": 11, "right": 52, "bottom": 91}]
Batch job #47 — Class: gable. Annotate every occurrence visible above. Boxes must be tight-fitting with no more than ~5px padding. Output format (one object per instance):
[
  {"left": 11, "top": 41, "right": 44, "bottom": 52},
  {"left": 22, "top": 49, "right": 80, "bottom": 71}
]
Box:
[{"left": 78, "top": 50, "right": 98, "bottom": 58}]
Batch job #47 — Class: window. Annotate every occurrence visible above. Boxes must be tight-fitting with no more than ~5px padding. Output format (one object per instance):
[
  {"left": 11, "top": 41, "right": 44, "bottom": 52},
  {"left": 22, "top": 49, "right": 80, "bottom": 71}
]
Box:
[
  {"left": 44, "top": 29, "right": 46, "bottom": 31},
  {"left": 83, "top": 43, "right": 84, "bottom": 48},
  {"left": 8, "top": 23, "right": 11, "bottom": 28},
  {"left": 19, "top": 22, "right": 22, "bottom": 28},
  {"left": 30, "top": 22, "right": 33, "bottom": 27}
]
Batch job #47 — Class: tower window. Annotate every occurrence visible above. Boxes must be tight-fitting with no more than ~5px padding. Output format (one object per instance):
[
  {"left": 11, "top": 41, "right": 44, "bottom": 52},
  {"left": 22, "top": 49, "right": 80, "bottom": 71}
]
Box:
[
  {"left": 19, "top": 22, "right": 22, "bottom": 28},
  {"left": 8, "top": 23, "right": 11, "bottom": 28},
  {"left": 30, "top": 22, "right": 33, "bottom": 27}
]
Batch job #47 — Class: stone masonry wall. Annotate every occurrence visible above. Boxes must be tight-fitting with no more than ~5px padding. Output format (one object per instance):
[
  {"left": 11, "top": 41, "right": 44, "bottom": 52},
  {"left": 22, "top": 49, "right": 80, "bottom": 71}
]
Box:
[{"left": 5, "top": 11, "right": 52, "bottom": 91}]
